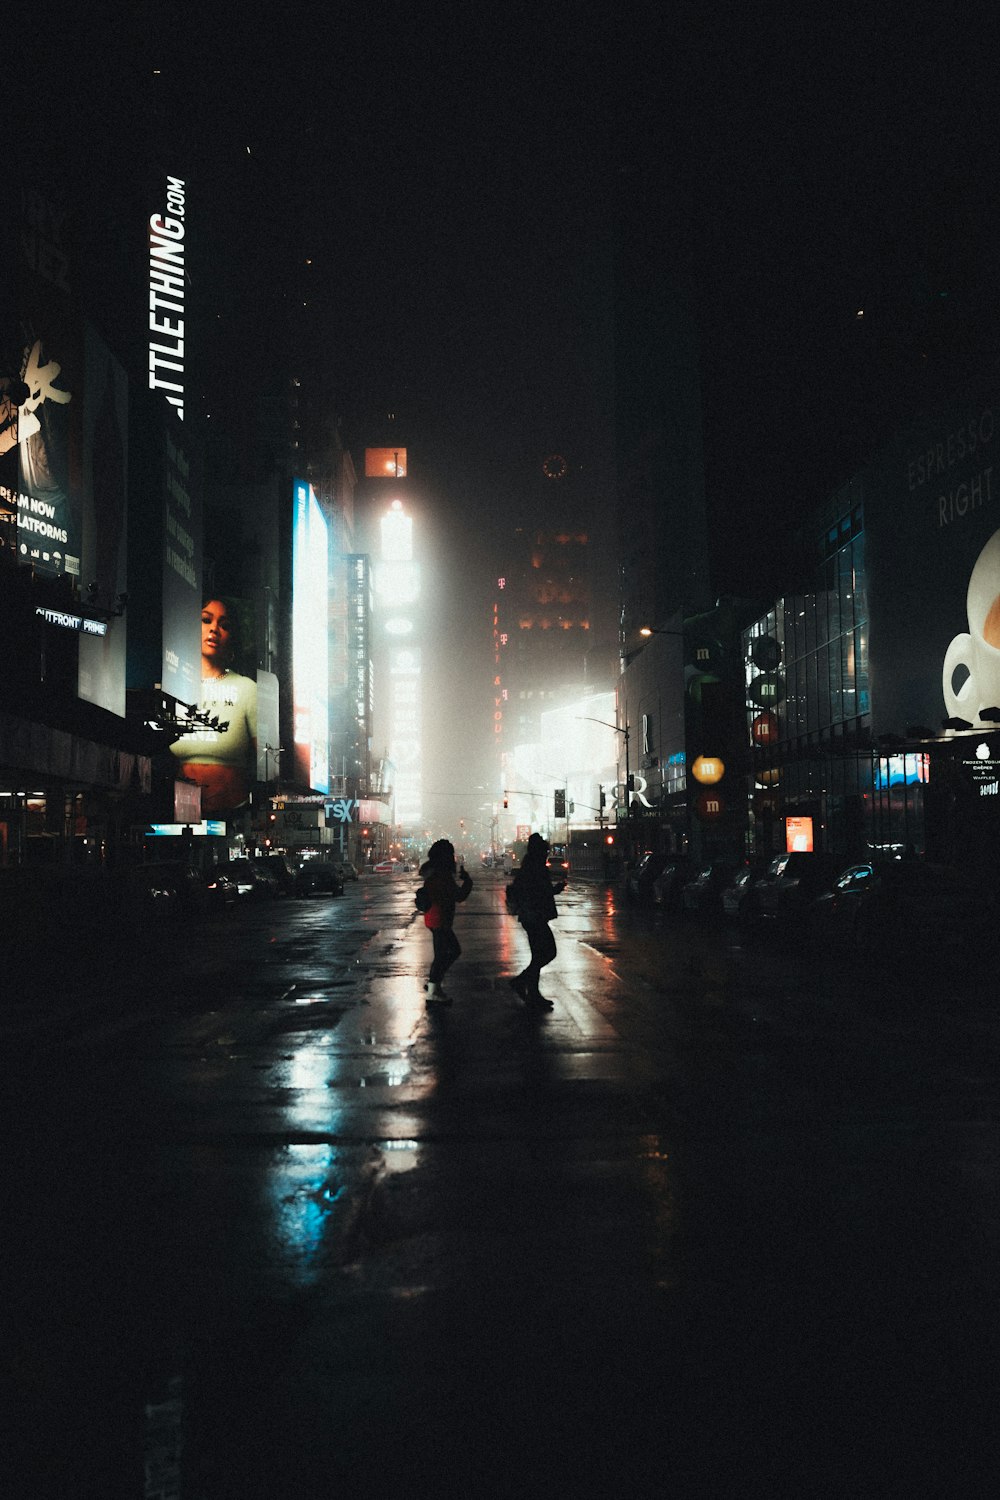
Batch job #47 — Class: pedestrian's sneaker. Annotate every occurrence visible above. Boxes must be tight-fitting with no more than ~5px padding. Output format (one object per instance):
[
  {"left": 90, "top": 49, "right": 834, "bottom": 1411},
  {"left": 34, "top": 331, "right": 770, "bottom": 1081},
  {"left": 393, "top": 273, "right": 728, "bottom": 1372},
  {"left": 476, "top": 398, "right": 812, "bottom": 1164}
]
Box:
[
  {"left": 525, "top": 991, "right": 553, "bottom": 1010},
  {"left": 508, "top": 974, "right": 528, "bottom": 999},
  {"left": 425, "top": 981, "right": 453, "bottom": 1006}
]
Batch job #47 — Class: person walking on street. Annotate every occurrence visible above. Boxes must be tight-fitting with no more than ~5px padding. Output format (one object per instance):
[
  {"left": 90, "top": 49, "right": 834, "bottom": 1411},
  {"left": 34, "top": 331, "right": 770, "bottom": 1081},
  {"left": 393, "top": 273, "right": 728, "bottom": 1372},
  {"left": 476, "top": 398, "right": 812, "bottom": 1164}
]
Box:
[
  {"left": 415, "top": 839, "right": 473, "bottom": 1005},
  {"left": 507, "top": 832, "right": 566, "bottom": 1010}
]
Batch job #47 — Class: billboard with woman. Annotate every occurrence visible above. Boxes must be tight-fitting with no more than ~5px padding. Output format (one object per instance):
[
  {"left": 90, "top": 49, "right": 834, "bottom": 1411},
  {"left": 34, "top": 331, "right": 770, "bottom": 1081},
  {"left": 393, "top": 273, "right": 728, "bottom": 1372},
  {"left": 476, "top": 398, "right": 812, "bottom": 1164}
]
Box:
[{"left": 170, "top": 596, "right": 258, "bottom": 814}]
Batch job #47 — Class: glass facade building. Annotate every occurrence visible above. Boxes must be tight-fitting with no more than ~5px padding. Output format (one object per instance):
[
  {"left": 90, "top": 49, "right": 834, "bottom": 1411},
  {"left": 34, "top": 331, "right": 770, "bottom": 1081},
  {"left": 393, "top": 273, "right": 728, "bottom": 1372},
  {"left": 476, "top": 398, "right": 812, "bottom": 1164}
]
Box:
[{"left": 743, "top": 494, "right": 928, "bottom": 858}]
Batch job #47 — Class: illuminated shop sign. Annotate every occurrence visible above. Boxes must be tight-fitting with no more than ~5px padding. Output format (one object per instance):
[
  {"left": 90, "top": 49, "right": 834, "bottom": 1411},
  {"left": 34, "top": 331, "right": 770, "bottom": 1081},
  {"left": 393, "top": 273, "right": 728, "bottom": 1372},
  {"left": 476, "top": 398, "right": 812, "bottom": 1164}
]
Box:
[
  {"left": 751, "top": 712, "right": 778, "bottom": 745},
  {"left": 148, "top": 176, "right": 187, "bottom": 420},
  {"left": 747, "top": 672, "right": 784, "bottom": 708},
  {"left": 35, "top": 606, "right": 107, "bottom": 636},
  {"left": 785, "top": 815, "right": 814, "bottom": 852},
  {"left": 493, "top": 593, "right": 505, "bottom": 740},
  {"left": 692, "top": 755, "right": 724, "bottom": 784},
  {"left": 149, "top": 820, "right": 226, "bottom": 836},
  {"left": 327, "top": 797, "right": 359, "bottom": 823},
  {"left": 961, "top": 742, "right": 1000, "bottom": 797},
  {"left": 694, "top": 790, "right": 724, "bottom": 821}
]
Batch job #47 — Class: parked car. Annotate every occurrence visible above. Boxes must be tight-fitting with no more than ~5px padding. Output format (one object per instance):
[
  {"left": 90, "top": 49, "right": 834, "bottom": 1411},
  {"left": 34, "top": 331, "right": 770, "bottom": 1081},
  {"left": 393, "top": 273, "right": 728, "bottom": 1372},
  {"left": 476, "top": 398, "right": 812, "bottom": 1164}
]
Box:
[
  {"left": 216, "top": 861, "right": 278, "bottom": 900},
  {"left": 651, "top": 856, "right": 695, "bottom": 913},
  {"left": 680, "top": 859, "right": 737, "bottom": 918},
  {"left": 260, "top": 853, "right": 297, "bottom": 895},
  {"left": 125, "top": 863, "right": 181, "bottom": 918},
  {"left": 720, "top": 862, "right": 770, "bottom": 922},
  {"left": 334, "top": 859, "right": 359, "bottom": 882},
  {"left": 204, "top": 866, "right": 239, "bottom": 908},
  {"left": 808, "top": 856, "right": 995, "bottom": 961},
  {"left": 130, "top": 861, "right": 213, "bottom": 915},
  {"left": 750, "top": 851, "right": 841, "bottom": 939},
  {"left": 625, "top": 853, "right": 665, "bottom": 904},
  {"left": 295, "top": 860, "right": 345, "bottom": 896}
]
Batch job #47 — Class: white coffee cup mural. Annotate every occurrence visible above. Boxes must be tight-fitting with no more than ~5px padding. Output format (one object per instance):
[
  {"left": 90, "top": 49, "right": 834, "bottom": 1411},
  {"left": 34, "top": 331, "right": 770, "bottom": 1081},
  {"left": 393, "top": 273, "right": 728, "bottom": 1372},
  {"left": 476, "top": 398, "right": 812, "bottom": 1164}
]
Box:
[{"left": 943, "top": 526, "right": 1000, "bottom": 722}]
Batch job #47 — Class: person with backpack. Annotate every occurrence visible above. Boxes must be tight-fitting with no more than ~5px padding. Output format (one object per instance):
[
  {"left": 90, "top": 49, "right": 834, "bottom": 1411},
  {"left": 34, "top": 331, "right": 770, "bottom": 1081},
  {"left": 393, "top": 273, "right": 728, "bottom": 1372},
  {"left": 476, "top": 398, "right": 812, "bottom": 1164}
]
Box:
[
  {"left": 415, "top": 839, "right": 473, "bottom": 1004},
  {"left": 506, "top": 832, "right": 566, "bottom": 1010}
]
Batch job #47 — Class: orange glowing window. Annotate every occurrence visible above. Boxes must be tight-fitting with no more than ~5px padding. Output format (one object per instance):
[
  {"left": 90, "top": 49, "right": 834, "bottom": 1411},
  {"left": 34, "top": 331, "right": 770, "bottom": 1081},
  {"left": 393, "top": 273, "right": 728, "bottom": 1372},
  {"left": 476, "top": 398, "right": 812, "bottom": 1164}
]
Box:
[{"left": 364, "top": 446, "right": 407, "bottom": 477}]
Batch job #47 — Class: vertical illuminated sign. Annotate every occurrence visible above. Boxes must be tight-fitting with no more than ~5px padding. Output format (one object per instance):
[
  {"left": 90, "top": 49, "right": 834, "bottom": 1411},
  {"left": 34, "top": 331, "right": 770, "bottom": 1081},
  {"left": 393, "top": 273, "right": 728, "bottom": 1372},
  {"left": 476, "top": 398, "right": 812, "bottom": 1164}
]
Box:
[
  {"left": 348, "top": 555, "right": 373, "bottom": 768},
  {"left": 377, "top": 500, "right": 421, "bottom": 825},
  {"left": 493, "top": 577, "right": 508, "bottom": 743},
  {"left": 148, "top": 177, "right": 187, "bottom": 419},
  {"left": 292, "top": 479, "right": 329, "bottom": 793}
]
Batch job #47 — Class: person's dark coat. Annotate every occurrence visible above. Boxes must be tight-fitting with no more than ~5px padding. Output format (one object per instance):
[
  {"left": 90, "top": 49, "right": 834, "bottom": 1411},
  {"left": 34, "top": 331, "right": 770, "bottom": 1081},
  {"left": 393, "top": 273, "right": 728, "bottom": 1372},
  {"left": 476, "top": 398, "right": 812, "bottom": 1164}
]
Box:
[
  {"left": 417, "top": 839, "right": 472, "bottom": 930},
  {"left": 508, "top": 843, "right": 560, "bottom": 925}
]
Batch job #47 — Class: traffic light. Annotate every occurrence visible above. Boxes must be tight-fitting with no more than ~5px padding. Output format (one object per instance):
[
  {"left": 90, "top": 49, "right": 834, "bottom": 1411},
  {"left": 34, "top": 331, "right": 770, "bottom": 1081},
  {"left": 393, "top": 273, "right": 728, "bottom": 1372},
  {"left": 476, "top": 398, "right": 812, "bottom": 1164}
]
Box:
[
  {"left": 604, "top": 833, "right": 615, "bottom": 846},
  {"left": 503, "top": 797, "right": 508, "bottom": 810},
  {"left": 554, "top": 789, "right": 566, "bottom": 818}
]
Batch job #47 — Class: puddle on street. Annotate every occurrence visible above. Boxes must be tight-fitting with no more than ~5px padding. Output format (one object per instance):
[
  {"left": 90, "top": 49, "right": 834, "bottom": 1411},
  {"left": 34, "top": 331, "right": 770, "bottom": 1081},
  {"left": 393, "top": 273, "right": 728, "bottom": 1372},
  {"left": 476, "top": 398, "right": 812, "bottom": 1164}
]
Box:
[{"left": 265, "top": 1142, "right": 343, "bottom": 1286}]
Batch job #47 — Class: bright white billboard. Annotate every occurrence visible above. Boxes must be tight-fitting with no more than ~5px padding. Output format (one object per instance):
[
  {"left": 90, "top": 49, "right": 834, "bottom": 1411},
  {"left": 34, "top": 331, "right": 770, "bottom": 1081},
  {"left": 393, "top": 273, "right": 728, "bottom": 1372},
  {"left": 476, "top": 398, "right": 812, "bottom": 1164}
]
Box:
[{"left": 292, "top": 479, "right": 329, "bottom": 793}]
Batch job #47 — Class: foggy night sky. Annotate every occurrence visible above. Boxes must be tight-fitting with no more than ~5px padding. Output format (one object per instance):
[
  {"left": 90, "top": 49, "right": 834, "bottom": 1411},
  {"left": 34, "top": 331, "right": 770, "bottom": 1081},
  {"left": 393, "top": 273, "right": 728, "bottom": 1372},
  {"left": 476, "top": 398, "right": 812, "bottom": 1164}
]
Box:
[{"left": 26, "top": 4, "right": 1000, "bottom": 823}]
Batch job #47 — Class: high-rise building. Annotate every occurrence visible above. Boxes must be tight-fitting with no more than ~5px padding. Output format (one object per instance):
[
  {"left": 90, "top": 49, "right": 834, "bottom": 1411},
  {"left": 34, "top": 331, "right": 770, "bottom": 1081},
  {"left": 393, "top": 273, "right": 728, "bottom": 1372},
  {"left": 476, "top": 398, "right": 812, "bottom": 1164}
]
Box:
[{"left": 501, "top": 453, "right": 594, "bottom": 745}]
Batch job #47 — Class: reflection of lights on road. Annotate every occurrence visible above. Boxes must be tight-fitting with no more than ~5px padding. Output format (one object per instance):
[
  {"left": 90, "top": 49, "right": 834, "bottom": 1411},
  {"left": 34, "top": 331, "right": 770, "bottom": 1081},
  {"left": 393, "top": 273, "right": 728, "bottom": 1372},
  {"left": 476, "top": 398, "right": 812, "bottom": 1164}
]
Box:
[
  {"left": 288, "top": 1044, "right": 333, "bottom": 1093},
  {"left": 377, "top": 1139, "right": 420, "bottom": 1176},
  {"left": 266, "top": 1142, "right": 338, "bottom": 1288},
  {"left": 356, "top": 1064, "right": 410, "bottom": 1088}
]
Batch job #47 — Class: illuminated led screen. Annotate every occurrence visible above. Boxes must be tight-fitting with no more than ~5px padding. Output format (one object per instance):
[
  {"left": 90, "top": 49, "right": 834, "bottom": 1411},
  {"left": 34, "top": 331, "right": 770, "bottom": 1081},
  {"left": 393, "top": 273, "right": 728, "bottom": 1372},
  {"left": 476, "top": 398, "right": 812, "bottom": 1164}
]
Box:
[{"left": 292, "top": 479, "right": 329, "bottom": 793}]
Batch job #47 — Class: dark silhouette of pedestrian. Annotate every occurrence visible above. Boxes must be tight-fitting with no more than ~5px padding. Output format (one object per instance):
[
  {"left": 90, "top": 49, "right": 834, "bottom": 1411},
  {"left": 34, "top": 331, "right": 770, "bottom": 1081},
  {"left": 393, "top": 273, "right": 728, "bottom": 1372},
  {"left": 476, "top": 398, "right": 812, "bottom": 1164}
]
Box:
[
  {"left": 415, "top": 839, "right": 473, "bottom": 1004},
  {"left": 506, "top": 832, "right": 566, "bottom": 1010}
]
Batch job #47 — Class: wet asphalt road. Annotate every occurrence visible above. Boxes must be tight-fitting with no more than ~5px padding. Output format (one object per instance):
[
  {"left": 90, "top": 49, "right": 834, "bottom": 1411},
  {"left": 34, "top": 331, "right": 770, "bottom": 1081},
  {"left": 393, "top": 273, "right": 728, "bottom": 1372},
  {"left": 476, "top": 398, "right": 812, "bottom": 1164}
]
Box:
[{"left": 4, "top": 872, "right": 999, "bottom": 1498}]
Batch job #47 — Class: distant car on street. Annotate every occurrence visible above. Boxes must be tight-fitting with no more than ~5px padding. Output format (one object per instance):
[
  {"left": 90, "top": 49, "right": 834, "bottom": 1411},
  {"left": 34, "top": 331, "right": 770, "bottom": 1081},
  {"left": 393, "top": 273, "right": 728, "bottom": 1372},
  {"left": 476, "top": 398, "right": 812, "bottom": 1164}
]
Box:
[
  {"left": 260, "top": 853, "right": 297, "bottom": 895},
  {"left": 216, "top": 862, "right": 279, "bottom": 900},
  {"left": 546, "top": 843, "right": 570, "bottom": 879},
  {"left": 295, "top": 860, "right": 345, "bottom": 896},
  {"left": 372, "top": 859, "right": 397, "bottom": 874},
  {"left": 334, "top": 859, "right": 359, "bottom": 882},
  {"left": 130, "top": 861, "right": 214, "bottom": 915}
]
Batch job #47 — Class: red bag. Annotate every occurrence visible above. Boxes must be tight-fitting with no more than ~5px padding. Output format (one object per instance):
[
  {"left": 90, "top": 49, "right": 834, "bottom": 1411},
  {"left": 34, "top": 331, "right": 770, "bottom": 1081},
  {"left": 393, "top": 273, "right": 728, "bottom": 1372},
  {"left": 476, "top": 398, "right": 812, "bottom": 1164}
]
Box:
[{"left": 424, "top": 904, "right": 443, "bottom": 930}]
